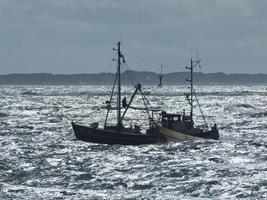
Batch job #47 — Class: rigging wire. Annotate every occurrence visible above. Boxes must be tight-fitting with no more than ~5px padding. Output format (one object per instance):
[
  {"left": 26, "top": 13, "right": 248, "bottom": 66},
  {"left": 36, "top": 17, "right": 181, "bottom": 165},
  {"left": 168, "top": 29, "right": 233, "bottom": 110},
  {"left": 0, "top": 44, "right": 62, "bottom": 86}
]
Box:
[
  {"left": 86, "top": 59, "right": 114, "bottom": 102},
  {"left": 125, "top": 51, "right": 185, "bottom": 70},
  {"left": 121, "top": 62, "right": 141, "bottom": 85},
  {"left": 94, "top": 59, "right": 114, "bottom": 86},
  {"left": 64, "top": 106, "right": 98, "bottom": 123},
  {"left": 121, "top": 60, "right": 158, "bottom": 125},
  {"left": 140, "top": 89, "right": 153, "bottom": 123},
  {"left": 104, "top": 69, "right": 118, "bottom": 127},
  {"left": 193, "top": 88, "right": 208, "bottom": 129},
  {"left": 65, "top": 59, "right": 115, "bottom": 123},
  {"left": 122, "top": 62, "right": 139, "bottom": 85},
  {"left": 123, "top": 61, "right": 163, "bottom": 111},
  {"left": 193, "top": 61, "right": 216, "bottom": 126}
]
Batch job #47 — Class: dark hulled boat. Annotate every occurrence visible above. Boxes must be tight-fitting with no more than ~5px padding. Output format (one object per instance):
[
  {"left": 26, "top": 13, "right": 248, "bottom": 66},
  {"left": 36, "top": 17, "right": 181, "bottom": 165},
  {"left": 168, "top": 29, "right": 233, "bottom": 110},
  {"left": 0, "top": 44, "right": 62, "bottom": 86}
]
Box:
[
  {"left": 72, "top": 42, "right": 166, "bottom": 145},
  {"left": 159, "top": 57, "right": 219, "bottom": 141},
  {"left": 72, "top": 122, "right": 161, "bottom": 145}
]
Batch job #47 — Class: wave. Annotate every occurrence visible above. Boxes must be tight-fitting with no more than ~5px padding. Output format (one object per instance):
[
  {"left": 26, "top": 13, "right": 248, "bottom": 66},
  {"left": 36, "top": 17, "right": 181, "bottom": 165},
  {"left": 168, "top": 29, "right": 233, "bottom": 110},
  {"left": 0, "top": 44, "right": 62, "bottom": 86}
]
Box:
[
  {"left": 250, "top": 111, "right": 267, "bottom": 118},
  {"left": 234, "top": 103, "right": 255, "bottom": 109},
  {"left": 0, "top": 113, "right": 8, "bottom": 117},
  {"left": 16, "top": 89, "right": 267, "bottom": 97},
  {"left": 20, "top": 91, "right": 40, "bottom": 96},
  {"left": 224, "top": 103, "right": 256, "bottom": 113}
]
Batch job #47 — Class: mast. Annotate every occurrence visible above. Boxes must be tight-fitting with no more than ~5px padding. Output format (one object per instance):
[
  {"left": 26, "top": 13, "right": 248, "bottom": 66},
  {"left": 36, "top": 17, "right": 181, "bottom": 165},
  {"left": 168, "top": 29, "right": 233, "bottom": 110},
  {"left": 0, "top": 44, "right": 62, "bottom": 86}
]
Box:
[
  {"left": 186, "top": 57, "right": 200, "bottom": 122},
  {"left": 114, "top": 41, "right": 125, "bottom": 129}
]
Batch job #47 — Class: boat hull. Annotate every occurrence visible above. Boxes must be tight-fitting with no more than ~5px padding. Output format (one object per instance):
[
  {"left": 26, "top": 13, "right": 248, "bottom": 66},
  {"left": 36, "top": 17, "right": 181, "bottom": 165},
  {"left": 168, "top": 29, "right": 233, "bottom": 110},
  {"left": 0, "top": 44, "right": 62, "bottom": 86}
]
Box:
[
  {"left": 72, "top": 122, "right": 165, "bottom": 145},
  {"left": 159, "top": 127, "right": 219, "bottom": 142}
]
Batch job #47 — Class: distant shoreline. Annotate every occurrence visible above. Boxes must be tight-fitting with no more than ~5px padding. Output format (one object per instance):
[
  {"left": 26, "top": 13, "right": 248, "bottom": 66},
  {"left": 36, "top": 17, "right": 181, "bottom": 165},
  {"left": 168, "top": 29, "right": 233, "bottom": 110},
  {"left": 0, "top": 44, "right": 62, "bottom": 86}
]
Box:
[{"left": 0, "top": 70, "right": 267, "bottom": 85}]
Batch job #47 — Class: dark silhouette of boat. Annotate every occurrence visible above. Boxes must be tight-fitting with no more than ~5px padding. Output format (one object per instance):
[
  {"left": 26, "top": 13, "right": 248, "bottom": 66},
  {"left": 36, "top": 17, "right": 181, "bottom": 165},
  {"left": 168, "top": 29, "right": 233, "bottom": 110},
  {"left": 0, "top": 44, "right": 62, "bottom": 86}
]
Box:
[
  {"left": 71, "top": 122, "right": 162, "bottom": 145},
  {"left": 158, "top": 65, "right": 163, "bottom": 87},
  {"left": 159, "top": 57, "right": 219, "bottom": 141},
  {"left": 72, "top": 42, "right": 166, "bottom": 145}
]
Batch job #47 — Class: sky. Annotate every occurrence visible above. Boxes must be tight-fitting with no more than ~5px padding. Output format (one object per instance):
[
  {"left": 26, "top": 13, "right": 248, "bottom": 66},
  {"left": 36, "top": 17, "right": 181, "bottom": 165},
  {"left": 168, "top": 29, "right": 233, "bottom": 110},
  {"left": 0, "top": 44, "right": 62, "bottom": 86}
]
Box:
[{"left": 0, "top": 0, "right": 267, "bottom": 74}]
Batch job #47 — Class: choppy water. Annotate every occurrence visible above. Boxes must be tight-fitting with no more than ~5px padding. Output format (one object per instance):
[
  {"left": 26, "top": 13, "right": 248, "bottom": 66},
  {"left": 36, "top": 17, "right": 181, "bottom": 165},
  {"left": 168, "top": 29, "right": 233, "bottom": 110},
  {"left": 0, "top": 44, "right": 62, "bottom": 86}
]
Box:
[{"left": 0, "top": 84, "right": 266, "bottom": 199}]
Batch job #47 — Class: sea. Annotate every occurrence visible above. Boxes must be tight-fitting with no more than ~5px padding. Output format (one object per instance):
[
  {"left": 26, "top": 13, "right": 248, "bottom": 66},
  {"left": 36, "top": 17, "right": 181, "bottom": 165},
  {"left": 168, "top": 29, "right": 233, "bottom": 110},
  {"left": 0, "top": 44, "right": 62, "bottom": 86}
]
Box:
[{"left": 0, "top": 84, "right": 266, "bottom": 199}]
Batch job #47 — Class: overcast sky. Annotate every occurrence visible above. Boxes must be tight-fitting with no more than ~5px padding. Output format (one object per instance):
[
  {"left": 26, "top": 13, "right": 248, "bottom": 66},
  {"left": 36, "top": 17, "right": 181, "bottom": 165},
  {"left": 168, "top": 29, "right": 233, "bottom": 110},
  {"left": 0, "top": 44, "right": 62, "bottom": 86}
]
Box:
[{"left": 0, "top": 0, "right": 266, "bottom": 74}]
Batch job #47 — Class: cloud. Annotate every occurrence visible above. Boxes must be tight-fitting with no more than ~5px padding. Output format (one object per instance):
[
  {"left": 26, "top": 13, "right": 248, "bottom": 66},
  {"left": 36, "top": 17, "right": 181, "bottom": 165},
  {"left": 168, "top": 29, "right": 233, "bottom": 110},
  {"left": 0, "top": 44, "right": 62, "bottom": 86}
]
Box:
[{"left": 0, "top": 0, "right": 266, "bottom": 74}]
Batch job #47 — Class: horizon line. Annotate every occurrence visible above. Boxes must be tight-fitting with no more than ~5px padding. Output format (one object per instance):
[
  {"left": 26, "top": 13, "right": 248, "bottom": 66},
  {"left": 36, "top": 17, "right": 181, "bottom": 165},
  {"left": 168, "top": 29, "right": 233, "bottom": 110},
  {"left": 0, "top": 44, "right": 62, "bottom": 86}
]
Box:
[{"left": 1, "top": 70, "right": 267, "bottom": 76}]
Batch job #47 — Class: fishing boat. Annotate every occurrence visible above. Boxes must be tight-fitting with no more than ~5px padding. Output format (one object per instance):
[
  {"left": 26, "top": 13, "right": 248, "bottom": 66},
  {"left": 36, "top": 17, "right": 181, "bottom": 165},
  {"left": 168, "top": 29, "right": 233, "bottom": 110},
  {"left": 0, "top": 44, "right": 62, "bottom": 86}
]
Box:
[
  {"left": 72, "top": 42, "right": 166, "bottom": 145},
  {"left": 158, "top": 65, "right": 163, "bottom": 87},
  {"left": 159, "top": 57, "right": 219, "bottom": 141}
]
